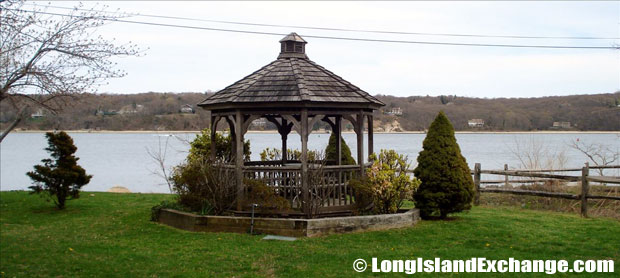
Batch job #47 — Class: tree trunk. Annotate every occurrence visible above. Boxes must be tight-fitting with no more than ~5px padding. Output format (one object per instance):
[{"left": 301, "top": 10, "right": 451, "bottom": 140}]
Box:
[
  {"left": 0, "top": 107, "right": 26, "bottom": 143},
  {"left": 57, "top": 191, "right": 67, "bottom": 210}
]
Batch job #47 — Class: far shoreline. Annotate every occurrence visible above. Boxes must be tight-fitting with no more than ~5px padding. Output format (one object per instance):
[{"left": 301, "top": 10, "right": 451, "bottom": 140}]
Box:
[{"left": 10, "top": 129, "right": 620, "bottom": 135}]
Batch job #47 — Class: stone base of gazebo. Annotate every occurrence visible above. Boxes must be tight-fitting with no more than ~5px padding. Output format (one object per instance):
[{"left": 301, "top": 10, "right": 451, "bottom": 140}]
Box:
[{"left": 156, "top": 208, "right": 420, "bottom": 237}]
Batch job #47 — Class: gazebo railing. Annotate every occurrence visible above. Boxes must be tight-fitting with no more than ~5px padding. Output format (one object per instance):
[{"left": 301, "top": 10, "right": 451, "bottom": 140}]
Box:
[
  {"left": 238, "top": 162, "right": 363, "bottom": 213},
  {"left": 316, "top": 165, "right": 359, "bottom": 207},
  {"left": 243, "top": 165, "right": 304, "bottom": 209},
  {"left": 244, "top": 160, "right": 337, "bottom": 167}
]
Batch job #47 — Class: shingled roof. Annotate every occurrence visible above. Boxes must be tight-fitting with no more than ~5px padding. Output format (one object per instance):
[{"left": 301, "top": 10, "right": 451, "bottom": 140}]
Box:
[{"left": 198, "top": 33, "right": 384, "bottom": 110}]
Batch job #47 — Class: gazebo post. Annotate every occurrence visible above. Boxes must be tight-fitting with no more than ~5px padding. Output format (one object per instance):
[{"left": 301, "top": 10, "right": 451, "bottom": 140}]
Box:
[
  {"left": 336, "top": 116, "right": 342, "bottom": 165},
  {"left": 209, "top": 114, "right": 216, "bottom": 161},
  {"left": 356, "top": 111, "right": 365, "bottom": 176},
  {"left": 225, "top": 116, "right": 236, "bottom": 162},
  {"left": 235, "top": 110, "right": 244, "bottom": 211},
  {"left": 281, "top": 118, "right": 288, "bottom": 164},
  {"left": 301, "top": 109, "right": 309, "bottom": 215},
  {"left": 367, "top": 114, "right": 373, "bottom": 160}
]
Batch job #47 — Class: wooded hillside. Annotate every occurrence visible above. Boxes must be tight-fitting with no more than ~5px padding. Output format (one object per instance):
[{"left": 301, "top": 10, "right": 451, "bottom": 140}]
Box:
[
  {"left": 374, "top": 92, "right": 620, "bottom": 131},
  {"left": 1, "top": 92, "right": 618, "bottom": 131}
]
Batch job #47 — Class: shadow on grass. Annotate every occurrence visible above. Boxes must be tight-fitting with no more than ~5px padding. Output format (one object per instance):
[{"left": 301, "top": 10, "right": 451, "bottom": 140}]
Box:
[{"left": 421, "top": 215, "right": 463, "bottom": 221}]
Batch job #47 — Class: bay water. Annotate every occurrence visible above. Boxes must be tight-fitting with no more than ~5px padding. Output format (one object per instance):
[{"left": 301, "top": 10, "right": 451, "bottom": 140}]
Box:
[{"left": 1, "top": 132, "right": 618, "bottom": 193}]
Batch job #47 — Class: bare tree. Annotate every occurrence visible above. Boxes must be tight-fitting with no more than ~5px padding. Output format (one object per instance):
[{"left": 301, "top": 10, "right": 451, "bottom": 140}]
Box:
[
  {"left": 0, "top": 0, "right": 142, "bottom": 142},
  {"left": 509, "top": 137, "right": 568, "bottom": 170},
  {"left": 570, "top": 137, "right": 619, "bottom": 176},
  {"left": 146, "top": 134, "right": 175, "bottom": 192}
]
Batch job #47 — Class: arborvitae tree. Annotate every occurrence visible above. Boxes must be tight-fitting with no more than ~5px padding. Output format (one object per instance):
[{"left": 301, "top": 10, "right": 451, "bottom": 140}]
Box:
[
  {"left": 27, "top": 131, "right": 92, "bottom": 209},
  {"left": 413, "top": 111, "right": 474, "bottom": 219},
  {"left": 324, "top": 132, "right": 356, "bottom": 165}
]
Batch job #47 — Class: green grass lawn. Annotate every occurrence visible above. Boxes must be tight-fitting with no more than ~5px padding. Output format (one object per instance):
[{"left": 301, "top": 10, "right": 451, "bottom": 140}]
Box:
[{"left": 1, "top": 191, "right": 618, "bottom": 278}]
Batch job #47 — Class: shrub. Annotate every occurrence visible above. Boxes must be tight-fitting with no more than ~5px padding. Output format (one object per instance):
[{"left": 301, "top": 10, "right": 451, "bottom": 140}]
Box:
[
  {"left": 259, "top": 147, "right": 317, "bottom": 162},
  {"left": 241, "top": 179, "right": 291, "bottom": 212},
  {"left": 27, "top": 131, "right": 92, "bottom": 209},
  {"left": 259, "top": 147, "right": 281, "bottom": 161},
  {"left": 413, "top": 111, "right": 475, "bottom": 219},
  {"left": 351, "top": 150, "right": 419, "bottom": 214},
  {"left": 170, "top": 159, "right": 235, "bottom": 215},
  {"left": 169, "top": 129, "right": 248, "bottom": 214},
  {"left": 259, "top": 133, "right": 353, "bottom": 165},
  {"left": 187, "top": 128, "right": 250, "bottom": 163},
  {"left": 325, "top": 132, "right": 356, "bottom": 165}
]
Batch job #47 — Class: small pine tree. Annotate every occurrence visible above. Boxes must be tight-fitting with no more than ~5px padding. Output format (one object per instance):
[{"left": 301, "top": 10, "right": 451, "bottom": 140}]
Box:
[
  {"left": 324, "top": 132, "right": 356, "bottom": 165},
  {"left": 413, "top": 111, "right": 474, "bottom": 219},
  {"left": 27, "top": 131, "right": 92, "bottom": 209}
]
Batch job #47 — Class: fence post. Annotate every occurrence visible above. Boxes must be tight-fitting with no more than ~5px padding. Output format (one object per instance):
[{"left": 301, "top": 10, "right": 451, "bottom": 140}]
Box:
[
  {"left": 504, "top": 164, "right": 509, "bottom": 187},
  {"left": 580, "top": 162, "right": 590, "bottom": 218},
  {"left": 474, "top": 163, "right": 481, "bottom": 206}
]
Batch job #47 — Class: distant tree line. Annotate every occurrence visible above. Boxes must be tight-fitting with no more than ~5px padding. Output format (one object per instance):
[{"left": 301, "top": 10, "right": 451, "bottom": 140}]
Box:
[
  {"left": 0, "top": 92, "right": 211, "bottom": 131},
  {"left": 374, "top": 92, "right": 620, "bottom": 131},
  {"left": 0, "top": 92, "right": 618, "bottom": 131}
]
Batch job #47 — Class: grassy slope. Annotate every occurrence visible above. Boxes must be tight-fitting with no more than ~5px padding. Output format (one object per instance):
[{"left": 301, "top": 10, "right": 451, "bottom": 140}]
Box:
[{"left": 0, "top": 191, "right": 618, "bottom": 278}]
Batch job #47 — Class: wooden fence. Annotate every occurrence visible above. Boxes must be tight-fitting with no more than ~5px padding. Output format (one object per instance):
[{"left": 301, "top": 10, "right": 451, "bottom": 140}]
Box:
[{"left": 472, "top": 163, "right": 620, "bottom": 217}]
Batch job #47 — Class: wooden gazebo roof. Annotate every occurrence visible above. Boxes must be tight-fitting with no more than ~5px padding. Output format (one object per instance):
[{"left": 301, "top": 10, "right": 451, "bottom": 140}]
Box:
[{"left": 198, "top": 33, "right": 384, "bottom": 110}]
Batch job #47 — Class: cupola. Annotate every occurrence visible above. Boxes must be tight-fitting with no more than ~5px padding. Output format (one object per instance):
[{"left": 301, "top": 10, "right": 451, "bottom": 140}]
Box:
[{"left": 278, "top": 32, "right": 308, "bottom": 59}]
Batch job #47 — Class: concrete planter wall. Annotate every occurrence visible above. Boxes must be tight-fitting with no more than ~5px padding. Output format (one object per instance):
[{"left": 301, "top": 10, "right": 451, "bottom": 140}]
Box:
[{"left": 157, "top": 208, "right": 420, "bottom": 237}]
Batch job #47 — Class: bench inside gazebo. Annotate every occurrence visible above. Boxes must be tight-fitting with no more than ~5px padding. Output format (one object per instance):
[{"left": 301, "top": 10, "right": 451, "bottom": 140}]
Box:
[{"left": 198, "top": 33, "right": 384, "bottom": 217}]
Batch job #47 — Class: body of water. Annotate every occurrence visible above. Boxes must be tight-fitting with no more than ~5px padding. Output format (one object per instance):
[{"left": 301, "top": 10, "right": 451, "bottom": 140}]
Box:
[{"left": 1, "top": 132, "right": 618, "bottom": 193}]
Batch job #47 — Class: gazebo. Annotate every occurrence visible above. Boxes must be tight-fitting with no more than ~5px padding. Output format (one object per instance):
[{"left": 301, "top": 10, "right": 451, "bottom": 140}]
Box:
[{"left": 198, "top": 33, "right": 384, "bottom": 217}]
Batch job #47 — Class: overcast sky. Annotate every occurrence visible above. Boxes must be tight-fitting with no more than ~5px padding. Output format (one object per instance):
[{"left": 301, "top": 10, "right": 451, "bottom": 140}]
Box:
[{"left": 30, "top": 1, "right": 620, "bottom": 98}]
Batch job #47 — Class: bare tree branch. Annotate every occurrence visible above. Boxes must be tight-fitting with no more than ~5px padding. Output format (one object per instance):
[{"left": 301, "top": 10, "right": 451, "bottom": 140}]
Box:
[
  {"left": 569, "top": 139, "right": 619, "bottom": 176},
  {"left": 0, "top": 0, "right": 143, "bottom": 142},
  {"left": 146, "top": 135, "right": 174, "bottom": 192}
]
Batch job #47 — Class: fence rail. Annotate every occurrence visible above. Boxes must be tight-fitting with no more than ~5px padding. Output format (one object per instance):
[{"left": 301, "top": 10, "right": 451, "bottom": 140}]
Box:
[{"left": 473, "top": 163, "right": 620, "bottom": 217}]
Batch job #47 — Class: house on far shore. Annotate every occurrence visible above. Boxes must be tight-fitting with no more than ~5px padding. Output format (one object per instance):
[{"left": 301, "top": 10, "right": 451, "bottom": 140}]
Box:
[
  {"left": 180, "top": 104, "right": 195, "bottom": 114},
  {"left": 250, "top": 118, "right": 266, "bottom": 129},
  {"left": 31, "top": 109, "right": 45, "bottom": 119},
  {"left": 384, "top": 107, "right": 403, "bottom": 116},
  {"left": 119, "top": 104, "right": 144, "bottom": 114},
  {"left": 95, "top": 108, "right": 118, "bottom": 116},
  {"left": 552, "top": 121, "right": 571, "bottom": 129},
  {"left": 468, "top": 118, "right": 484, "bottom": 128}
]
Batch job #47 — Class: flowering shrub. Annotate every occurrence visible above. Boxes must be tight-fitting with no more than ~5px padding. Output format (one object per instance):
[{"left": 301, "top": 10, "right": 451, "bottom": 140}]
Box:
[{"left": 351, "top": 150, "right": 420, "bottom": 214}]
